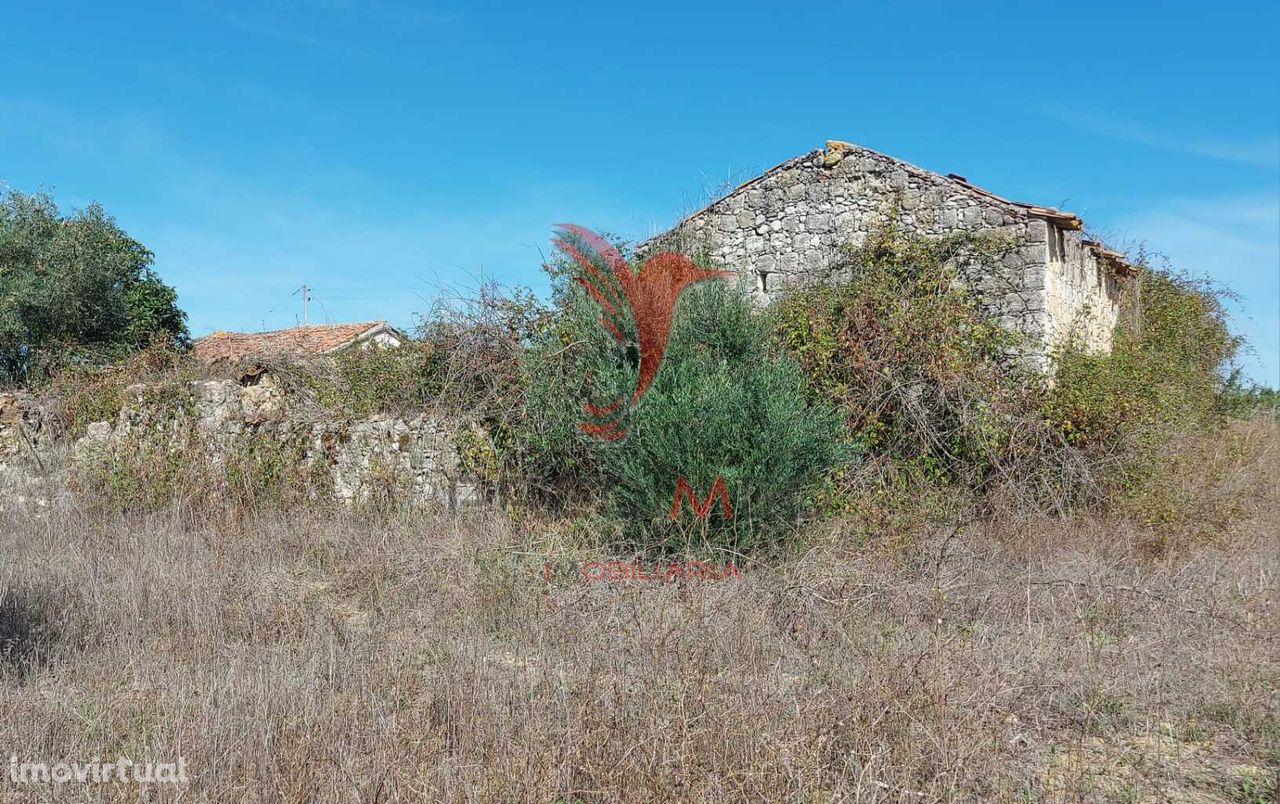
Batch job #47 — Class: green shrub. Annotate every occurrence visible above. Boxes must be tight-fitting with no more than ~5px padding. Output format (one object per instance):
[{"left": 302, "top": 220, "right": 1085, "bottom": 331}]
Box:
[
  {"left": 770, "top": 227, "right": 1044, "bottom": 521},
  {"left": 1218, "top": 376, "right": 1279, "bottom": 421},
  {"left": 599, "top": 281, "right": 849, "bottom": 552},
  {"left": 1045, "top": 267, "right": 1246, "bottom": 547},
  {"left": 516, "top": 257, "right": 847, "bottom": 553},
  {"left": 503, "top": 315, "right": 604, "bottom": 505},
  {"left": 1045, "top": 269, "right": 1239, "bottom": 447}
]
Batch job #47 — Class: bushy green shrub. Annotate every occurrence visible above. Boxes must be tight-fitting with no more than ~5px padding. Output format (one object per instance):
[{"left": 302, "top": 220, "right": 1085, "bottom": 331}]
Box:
[
  {"left": 1044, "top": 267, "right": 1245, "bottom": 547},
  {"left": 515, "top": 259, "right": 847, "bottom": 552},
  {"left": 1045, "top": 269, "right": 1240, "bottom": 447},
  {"left": 770, "top": 227, "right": 1043, "bottom": 520},
  {"left": 600, "top": 281, "right": 849, "bottom": 551},
  {"left": 1219, "top": 378, "right": 1280, "bottom": 421},
  {"left": 503, "top": 311, "right": 604, "bottom": 505}
]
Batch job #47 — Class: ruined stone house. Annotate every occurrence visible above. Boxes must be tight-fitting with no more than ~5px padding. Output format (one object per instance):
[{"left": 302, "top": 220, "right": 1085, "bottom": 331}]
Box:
[{"left": 645, "top": 140, "right": 1134, "bottom": 368}]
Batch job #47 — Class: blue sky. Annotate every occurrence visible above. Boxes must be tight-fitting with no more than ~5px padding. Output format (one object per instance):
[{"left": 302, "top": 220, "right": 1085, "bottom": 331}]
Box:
[{"left": 3, "top": 0, "right": 1278, "bottom": 384}]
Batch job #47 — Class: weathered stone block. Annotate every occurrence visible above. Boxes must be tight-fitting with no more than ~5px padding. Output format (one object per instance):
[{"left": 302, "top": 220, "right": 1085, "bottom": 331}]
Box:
[{"left": 640, "top": 140, "right": 1129, "bottom": 365}]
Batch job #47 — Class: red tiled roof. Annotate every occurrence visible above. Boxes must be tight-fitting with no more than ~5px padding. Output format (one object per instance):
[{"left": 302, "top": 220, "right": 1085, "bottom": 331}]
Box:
[{"left": 193, "top": 321, "right": 399, "bottom": 364}]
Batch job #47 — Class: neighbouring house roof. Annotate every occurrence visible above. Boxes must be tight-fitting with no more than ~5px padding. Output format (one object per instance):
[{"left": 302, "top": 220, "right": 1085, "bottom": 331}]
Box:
[{"left": 193, "top": 321, "right": 407, "bottom": 364}]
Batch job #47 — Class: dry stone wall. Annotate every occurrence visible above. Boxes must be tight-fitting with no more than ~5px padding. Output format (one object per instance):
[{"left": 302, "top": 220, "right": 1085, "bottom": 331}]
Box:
[
  {"left": 0, "top": 392, "right": 54, "bottom": 512},
  {"left": 72, "top": 374, "right": 482, "bottom": 508}
]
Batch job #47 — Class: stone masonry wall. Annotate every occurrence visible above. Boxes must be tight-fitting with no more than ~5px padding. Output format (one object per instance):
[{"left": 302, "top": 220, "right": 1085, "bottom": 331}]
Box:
[
  {"left": 645, "top": 142, "right": 1127, "bottom": 367},
  {"left": 1044, "top": 226, "right": 1125, "bottom": 353},
  {"left": 71, "top": 374, "right": 482, "bottom": 508},
  {"left": 0, "top": 392, "right": 53, "bottom": 512}
]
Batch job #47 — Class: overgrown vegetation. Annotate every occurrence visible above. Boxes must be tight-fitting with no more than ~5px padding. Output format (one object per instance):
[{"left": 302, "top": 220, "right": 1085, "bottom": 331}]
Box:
[
  {"left": 772, "top": 229, "right": 1033, "bottom": 520},
  {"left": 1045, "top": 269, "right": 1239, "bottom": 447},
  {"left": 6, "top": 221, "right": 1277, "bottom": 802},
  {"left": 41, "top": 336, "right": 195, "bottom": 440},
  {"left": 0, "top": 189, "right": 188, "bottom": 386},
  {"left": 1043, "top": 268, "right": 1248, "bottom": 548},
  {"left": 22, "top": 223, "right": 1272, "bottom": 560},
  {"left": 1222, "top": 379, "right": 1280, "bottom": 420},
  {"left": 769, "top": 227, "right": 1255, "bottom": 549},
  {"left": 226, "top": 284, "right": 545, "bottom": 423},
  {"left": 512, "top": 243, "right": 847, "bottom": 553},
  {"left": 769, "top": 228, "right": 1098, "bottom": 537}
]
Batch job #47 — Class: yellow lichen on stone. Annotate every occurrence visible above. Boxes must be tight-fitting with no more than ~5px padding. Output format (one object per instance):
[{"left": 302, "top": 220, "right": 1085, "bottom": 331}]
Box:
[{"left": 822, "top": 140, "right": 855, "bottom": 167}]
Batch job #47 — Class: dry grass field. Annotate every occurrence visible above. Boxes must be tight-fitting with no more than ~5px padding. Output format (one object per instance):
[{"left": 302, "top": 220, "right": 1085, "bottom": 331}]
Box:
[{"left": 1, "top": 421, "right": 1277, "bottom": 802}]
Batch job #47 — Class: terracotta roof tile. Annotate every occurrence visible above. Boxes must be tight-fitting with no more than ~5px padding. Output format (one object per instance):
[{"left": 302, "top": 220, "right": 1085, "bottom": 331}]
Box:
[{"left": 193, "top": 321, "right": 394, "bottom": 364}]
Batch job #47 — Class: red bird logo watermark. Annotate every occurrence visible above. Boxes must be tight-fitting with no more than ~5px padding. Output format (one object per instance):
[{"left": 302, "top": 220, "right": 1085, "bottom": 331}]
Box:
[{"left": 552, "top": 224, "right": 731, "bottom": 441}]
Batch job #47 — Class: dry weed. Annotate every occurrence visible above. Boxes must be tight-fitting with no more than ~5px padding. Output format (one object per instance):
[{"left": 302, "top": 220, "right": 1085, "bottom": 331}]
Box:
[{"left": 0, "top": 424, "right": 1276, "bottom": 802}]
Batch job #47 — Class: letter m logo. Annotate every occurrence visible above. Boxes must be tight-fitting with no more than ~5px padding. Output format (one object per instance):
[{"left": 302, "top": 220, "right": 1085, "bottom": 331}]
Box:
[{"left": 668, "top": 475, "right": 734, "bottom": 521}]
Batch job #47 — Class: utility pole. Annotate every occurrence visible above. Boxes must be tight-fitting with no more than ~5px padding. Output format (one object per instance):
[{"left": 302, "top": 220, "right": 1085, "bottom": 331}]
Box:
[{"left": 301, "top": 285, "right": 309, "bottom": 327}]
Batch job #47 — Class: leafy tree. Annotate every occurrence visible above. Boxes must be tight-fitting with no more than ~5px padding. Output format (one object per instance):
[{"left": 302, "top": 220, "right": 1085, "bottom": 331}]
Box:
[{"left": 0, "top": 189, "right": 188, "bottom": 385}]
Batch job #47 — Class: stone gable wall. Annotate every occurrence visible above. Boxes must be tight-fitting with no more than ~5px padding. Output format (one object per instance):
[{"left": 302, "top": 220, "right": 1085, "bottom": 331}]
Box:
[{"left": 645, "top": 143, "right": 1125, "bottom": 366}]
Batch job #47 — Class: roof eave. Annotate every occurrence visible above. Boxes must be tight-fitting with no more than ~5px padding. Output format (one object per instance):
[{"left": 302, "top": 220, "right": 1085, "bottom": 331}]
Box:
[
  {"left": 1081, "top": 239, "right": 1136, "bottom": 275},
  {"left": 322, "top": 321, "right": 408, "bottom": 354}
]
